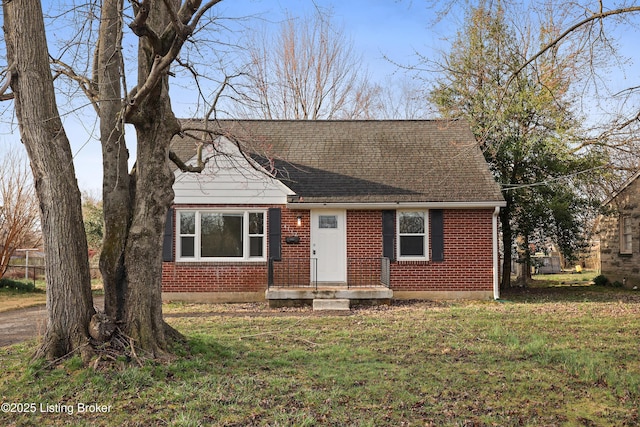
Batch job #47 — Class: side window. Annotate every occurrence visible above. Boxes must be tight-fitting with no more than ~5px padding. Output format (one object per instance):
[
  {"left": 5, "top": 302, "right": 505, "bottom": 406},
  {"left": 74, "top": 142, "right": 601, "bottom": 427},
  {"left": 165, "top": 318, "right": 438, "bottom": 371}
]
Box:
[
  {"left": 397, "top": 211, "right": 428, "bottom": 259},
  {"left": 620, "top": 216, "right": 633, "bottom": 254},
  {"left": 248, "top": 212, "right": 265, "bottom": 257},
  {"left": 179, "top": 212, "right": 196, "bottom": 258}
]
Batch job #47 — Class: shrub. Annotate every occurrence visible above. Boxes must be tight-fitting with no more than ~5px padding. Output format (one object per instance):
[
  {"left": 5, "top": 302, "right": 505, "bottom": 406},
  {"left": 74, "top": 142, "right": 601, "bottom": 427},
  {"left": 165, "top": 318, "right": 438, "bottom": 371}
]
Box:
[
  {"left": 612, "top": 281, "right": 624, "bottom": 288},
  {"left": 592, "top": 275, "right": 609, "bottom": 287},
  {"left": 0, "top": 278, "right": 37, "bottom": 292}
]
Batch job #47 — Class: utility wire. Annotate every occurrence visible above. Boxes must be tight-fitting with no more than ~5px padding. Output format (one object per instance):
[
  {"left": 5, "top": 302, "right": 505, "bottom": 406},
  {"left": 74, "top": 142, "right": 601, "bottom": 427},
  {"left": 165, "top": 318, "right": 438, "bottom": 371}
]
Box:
[{"left": 501, "top": 165, "right": 609, "bottom": 191}]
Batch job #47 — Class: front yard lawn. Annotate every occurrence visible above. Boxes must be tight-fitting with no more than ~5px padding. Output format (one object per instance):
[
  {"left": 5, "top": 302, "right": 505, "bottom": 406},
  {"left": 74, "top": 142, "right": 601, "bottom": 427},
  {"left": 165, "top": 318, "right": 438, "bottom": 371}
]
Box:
[{"left": 1, "top": 285, "right": 639, "bottom": 426}]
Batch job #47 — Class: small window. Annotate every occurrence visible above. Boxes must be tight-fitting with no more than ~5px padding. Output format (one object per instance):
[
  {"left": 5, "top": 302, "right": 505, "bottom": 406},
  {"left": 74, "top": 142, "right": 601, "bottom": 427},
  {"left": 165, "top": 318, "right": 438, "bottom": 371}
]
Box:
[
  {"left": 620, "top": 216, "right": 633, "bottom": 255},
  {"left": 179, "top": 212, "right": 196, "bottom": 258},
  {"left": 249, "top": 212, "right": 265, "bottom": 257},
  {"left": 319, "top": 215, "right": 338, "bottom": 229},
  {"left": 397, "top": 211, "right": 428, "bottom": 259}
]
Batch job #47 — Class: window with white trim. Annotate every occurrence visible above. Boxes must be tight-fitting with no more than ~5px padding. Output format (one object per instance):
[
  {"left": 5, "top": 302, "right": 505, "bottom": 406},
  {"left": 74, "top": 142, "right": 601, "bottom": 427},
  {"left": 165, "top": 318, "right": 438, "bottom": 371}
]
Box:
[
  {"left": 177, "top": 210, "right": 266, "bottom": 261},
  {"left": 397, "top": 210, "right": 429, "bottom": 260},
  {"left": 620, "top": 215, "right": 633, "bottom": 255}
]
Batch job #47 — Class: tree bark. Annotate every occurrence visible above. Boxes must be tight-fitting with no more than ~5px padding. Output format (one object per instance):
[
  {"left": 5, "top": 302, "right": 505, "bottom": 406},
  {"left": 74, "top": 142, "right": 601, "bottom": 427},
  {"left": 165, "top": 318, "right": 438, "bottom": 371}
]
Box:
[
  {"left": 119, "top": 0, "right": 182, "bottom": 356},
  {"left": 97, "top": 0, "right": 131, "bottom": 322},
  {"left": 123, "top": 107, "right": 178, "bottom": 355},
  {"left": 3, "top": 0, "right": 95, "bottom": 360},
  {"left": 500, "top": 201, "right": 513, "bottom": 290}
]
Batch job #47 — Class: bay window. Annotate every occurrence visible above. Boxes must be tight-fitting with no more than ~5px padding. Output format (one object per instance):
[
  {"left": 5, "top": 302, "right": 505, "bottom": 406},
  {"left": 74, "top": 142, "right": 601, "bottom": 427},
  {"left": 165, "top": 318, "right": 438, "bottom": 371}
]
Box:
[{"left": 177, "top": 210, "right": 266, "bottom": 261}]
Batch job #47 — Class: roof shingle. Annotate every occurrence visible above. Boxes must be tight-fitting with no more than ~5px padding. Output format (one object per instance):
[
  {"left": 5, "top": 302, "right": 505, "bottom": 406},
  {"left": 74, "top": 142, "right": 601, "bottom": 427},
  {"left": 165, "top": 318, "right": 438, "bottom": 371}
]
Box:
[{"left": 172, "top": 120, "right": 505, "bottom": 204}]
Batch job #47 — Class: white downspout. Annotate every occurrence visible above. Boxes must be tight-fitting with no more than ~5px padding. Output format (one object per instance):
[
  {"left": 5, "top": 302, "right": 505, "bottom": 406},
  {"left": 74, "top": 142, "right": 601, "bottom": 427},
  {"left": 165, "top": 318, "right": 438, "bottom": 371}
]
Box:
[{"left": 493, "top": 206, "right": 500, "bottom": 300}]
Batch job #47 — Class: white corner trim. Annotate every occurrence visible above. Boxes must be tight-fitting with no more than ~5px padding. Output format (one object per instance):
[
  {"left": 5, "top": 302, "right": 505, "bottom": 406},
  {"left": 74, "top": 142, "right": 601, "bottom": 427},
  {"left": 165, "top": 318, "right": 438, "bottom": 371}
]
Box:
[{"left": 493, "top": 206, "right": 500, "bottom": 300}]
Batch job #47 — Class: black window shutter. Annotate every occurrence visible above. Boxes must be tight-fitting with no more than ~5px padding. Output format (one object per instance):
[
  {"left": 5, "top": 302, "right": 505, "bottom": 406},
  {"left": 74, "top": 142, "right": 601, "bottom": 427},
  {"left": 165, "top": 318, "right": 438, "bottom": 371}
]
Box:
[
  {"left": 430, "top": 209, "right": 444, "bottom": 262},
  {"left": 268, "top": 208, "right": 282, "bottom": 261},
  {"left": 382, "top": 210, "right": 396, "bottom": 261},
  {"left": 162, "top": 208, "right": 175, "bottom": 262}
]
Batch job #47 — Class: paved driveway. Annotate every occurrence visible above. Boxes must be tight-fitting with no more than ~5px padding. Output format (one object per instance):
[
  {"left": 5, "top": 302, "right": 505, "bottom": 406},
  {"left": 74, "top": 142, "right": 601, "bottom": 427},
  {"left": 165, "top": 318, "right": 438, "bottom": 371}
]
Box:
[{"left": 0, "top": 298, "right": 104, "bottom": 347}]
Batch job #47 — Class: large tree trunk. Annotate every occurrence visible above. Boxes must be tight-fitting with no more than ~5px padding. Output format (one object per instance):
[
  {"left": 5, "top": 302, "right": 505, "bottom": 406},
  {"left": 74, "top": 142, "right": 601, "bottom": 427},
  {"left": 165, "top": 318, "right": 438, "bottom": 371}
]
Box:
[
  {"left": 119, "top": 0, "right": 182, "bottom": 356},
  {"left": 97, "top": 0, "right": 131, "bottom": 322},
  {"left": 500, "top": 202, "right": 513, "bottom": 290},
  {"left": 123, "top": 107, "right": 178, "bottom": 355},
  {"left": 4, "top": 0, "right": 95, "bottom": 360}
]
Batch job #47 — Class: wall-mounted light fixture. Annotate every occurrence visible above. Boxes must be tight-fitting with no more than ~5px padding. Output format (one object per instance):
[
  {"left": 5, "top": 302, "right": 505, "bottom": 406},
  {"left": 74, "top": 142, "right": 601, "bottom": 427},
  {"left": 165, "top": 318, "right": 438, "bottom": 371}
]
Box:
[{"left": 296, "top": 215, "right": 302, "bottom": 227}]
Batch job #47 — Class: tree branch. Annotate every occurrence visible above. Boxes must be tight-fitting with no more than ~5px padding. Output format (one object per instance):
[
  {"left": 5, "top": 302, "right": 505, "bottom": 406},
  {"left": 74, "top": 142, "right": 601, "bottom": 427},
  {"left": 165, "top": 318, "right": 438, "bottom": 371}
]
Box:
[
  {"left": 0, "top": 64, "right": 15, "bottom": 100},
  {"left": 50, "top": 57, "right": 99, "bottom": 114},
  {"left": 509, "top": 6, "right": 640, "bottom": 86},
  {"left": 169, "top": 144, "right": 209, "bottom": 173}
]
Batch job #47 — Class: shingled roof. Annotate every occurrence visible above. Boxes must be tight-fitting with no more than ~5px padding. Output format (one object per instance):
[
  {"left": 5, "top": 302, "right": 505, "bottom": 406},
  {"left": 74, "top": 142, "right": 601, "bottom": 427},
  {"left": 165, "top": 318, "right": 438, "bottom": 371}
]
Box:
[{"left": 172, "top": 120, "right": 505, "bottom": 205}]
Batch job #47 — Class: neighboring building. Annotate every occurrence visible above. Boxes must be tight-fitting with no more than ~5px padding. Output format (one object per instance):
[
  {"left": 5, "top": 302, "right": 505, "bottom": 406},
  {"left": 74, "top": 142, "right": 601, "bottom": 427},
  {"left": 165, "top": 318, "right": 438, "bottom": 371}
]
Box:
[
  {"left": 161, "top": 120, "right": 506, "bottom": 305},
  {"left": 599, "top": 171, "right": 640, "bottom": 288}
]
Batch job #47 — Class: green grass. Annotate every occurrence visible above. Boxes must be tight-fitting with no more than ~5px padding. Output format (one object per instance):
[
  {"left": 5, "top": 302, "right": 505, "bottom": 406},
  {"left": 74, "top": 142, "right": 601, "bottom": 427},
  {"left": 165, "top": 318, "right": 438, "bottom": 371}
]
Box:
[
  {"left": 1, "top": 286, "right": 640, "bottom": 426},
  {"left": 0, "top": 278, "right": 42, "bottom": 293},
  {"left": 531, "top": 269, "right": 598, "bottom": 285}
]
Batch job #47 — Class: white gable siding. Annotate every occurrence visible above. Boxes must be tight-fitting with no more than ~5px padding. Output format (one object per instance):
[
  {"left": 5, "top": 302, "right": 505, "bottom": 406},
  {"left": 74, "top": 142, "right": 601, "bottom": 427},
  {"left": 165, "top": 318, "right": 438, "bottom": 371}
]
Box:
[{"left": 173, "top": 138, "right": 292, "bottom": 205}]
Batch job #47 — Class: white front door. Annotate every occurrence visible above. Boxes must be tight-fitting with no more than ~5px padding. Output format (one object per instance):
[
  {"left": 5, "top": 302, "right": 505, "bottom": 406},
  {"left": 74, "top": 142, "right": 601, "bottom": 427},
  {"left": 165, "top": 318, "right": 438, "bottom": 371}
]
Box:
[{"left": 311, "top": 210, "right": 346, "bottom": 284}]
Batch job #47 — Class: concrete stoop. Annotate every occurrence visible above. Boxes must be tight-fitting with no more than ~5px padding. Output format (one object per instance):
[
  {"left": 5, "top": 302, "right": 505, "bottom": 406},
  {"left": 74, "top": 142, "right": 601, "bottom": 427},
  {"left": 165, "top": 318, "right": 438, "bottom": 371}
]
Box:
[{"left": 312, "top": 298, "right": 350, "bottom": 311}]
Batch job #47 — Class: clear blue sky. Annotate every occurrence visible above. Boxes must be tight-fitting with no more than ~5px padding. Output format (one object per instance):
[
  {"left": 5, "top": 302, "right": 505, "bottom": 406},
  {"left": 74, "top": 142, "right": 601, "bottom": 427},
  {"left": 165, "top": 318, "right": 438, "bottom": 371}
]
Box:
[{"left": 1, "top": 0, "right": 637, "bottom": 194}]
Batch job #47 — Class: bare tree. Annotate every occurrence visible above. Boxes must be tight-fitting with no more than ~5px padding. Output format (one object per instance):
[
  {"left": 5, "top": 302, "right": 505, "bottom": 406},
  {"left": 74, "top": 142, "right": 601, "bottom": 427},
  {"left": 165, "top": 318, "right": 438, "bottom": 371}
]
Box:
[
  {"left": 510, "top": 1, "right": 640, "bottom": 182},
  {"left": 234, "top": 7, "right": 379, "bottom": 119},
  {"left": 3, "top": 0, "right": 95, "bottom": 360},
  {"left": 2, "top": 0, "right": 235, "bottom": 360},
  {"left": 376, "top": 77, "right": 430, "bottom": 119},
  {"left": 0, "top": 147, "right": 41, "bottom": 280}
]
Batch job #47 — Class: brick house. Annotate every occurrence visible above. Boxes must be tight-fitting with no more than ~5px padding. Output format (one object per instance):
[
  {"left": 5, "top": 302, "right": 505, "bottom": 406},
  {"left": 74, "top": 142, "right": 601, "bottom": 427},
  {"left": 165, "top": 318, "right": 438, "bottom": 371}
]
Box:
[
  {"left": 598, "top": 171, "right": 640, "bottom": 288},
  {"left": 161, "top": 120, "right": 506, "bottom": 304}
]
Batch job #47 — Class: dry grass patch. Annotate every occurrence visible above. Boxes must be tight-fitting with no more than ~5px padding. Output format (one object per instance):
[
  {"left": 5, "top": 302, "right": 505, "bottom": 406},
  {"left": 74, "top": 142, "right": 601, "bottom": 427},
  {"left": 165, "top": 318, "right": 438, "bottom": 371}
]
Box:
[
  {"left": 0, "top": 293, "right": 46, "bottom": 312},
  {"left": 1, "top": 286, "right": 639, "bottom": 426}
]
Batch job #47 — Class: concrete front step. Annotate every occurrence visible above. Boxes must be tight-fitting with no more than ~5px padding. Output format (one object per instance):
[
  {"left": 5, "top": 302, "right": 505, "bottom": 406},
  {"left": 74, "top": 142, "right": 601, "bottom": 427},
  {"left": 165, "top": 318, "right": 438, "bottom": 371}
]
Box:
[
  {"left": 313, "top": 298, "right": 350, "bottom": 311},
  {"left": 266, "top": 287, "right": 393, "bottom": 301}
]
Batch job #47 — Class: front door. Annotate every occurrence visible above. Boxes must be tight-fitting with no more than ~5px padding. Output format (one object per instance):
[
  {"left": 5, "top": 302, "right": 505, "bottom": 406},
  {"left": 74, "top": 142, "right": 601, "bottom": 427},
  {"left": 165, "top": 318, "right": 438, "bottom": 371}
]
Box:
[{"left": 311, "top": 210, "right": 346, "bottom": 284}]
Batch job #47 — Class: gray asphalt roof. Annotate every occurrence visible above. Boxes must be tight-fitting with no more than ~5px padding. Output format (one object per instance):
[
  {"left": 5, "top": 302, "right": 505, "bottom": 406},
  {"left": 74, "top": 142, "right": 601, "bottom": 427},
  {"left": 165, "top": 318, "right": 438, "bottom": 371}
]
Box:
[{"left": 172, "top": 120, "right": 505, "bottom": 204}]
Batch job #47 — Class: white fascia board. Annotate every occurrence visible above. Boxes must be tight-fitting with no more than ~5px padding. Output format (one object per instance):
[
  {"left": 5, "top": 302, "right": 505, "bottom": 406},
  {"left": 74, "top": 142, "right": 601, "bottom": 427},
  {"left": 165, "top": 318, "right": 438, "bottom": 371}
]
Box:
[{"left": 286, "top": 201, "right": 506, "bottom": 210}]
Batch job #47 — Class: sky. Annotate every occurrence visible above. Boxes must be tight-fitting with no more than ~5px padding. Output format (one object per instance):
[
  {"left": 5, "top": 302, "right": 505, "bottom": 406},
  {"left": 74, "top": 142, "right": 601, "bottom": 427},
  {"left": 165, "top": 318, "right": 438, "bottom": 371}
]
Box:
[
  {"left": 1, "top": 0, "right": 638, "bottom": 194},
  {"left": 2, "top": 0, "right": 444, "bottom": 194}
]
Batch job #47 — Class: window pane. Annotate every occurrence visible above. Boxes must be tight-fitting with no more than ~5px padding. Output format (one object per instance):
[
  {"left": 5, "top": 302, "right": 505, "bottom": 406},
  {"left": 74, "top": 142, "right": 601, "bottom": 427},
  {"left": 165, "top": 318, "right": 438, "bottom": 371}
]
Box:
[
  {"left": 180, "top": 212, "right": 195, "bottom": 234},
  {"left": 400, "top": 236, "right": 424, "bottom": 256},
  {"left": 201, "top": 213, "right": 243, "bottom": 257},
  {"left": 249, "top": 236, "right": 263, "bottom": 257},
  {"left": 319, "top": 215, "right": 338, "bottom": 229},
  {"left": 181, "top": 236, "right": 195, "bottom": 257},
  {"left": 622, "top": 217, "right": 633, "bottom": 253},
  {"left": 249, "top": 212, "right": 264, "bottom": 235},
  {"left": 399, "top": 212, "right": 424, "bottom": 233}
]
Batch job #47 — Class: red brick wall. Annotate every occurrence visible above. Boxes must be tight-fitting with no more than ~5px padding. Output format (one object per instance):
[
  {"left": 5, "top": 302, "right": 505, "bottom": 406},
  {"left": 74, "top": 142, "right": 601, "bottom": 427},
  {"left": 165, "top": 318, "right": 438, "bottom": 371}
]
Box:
[
  {"left": 162, "top": 262, "right": 267, "bottom": 292},
  {"left": 344, "top": 209, "right": 494, "bottom": 291},
  {"left": 161, "top": 206, "right": 495, "bottom": 293},
  {"left": 391, "top": 209, "right": 494, "bottom": 291},
  {"left": 272, "top": 209, "right": 312, "bottom": 286}
]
